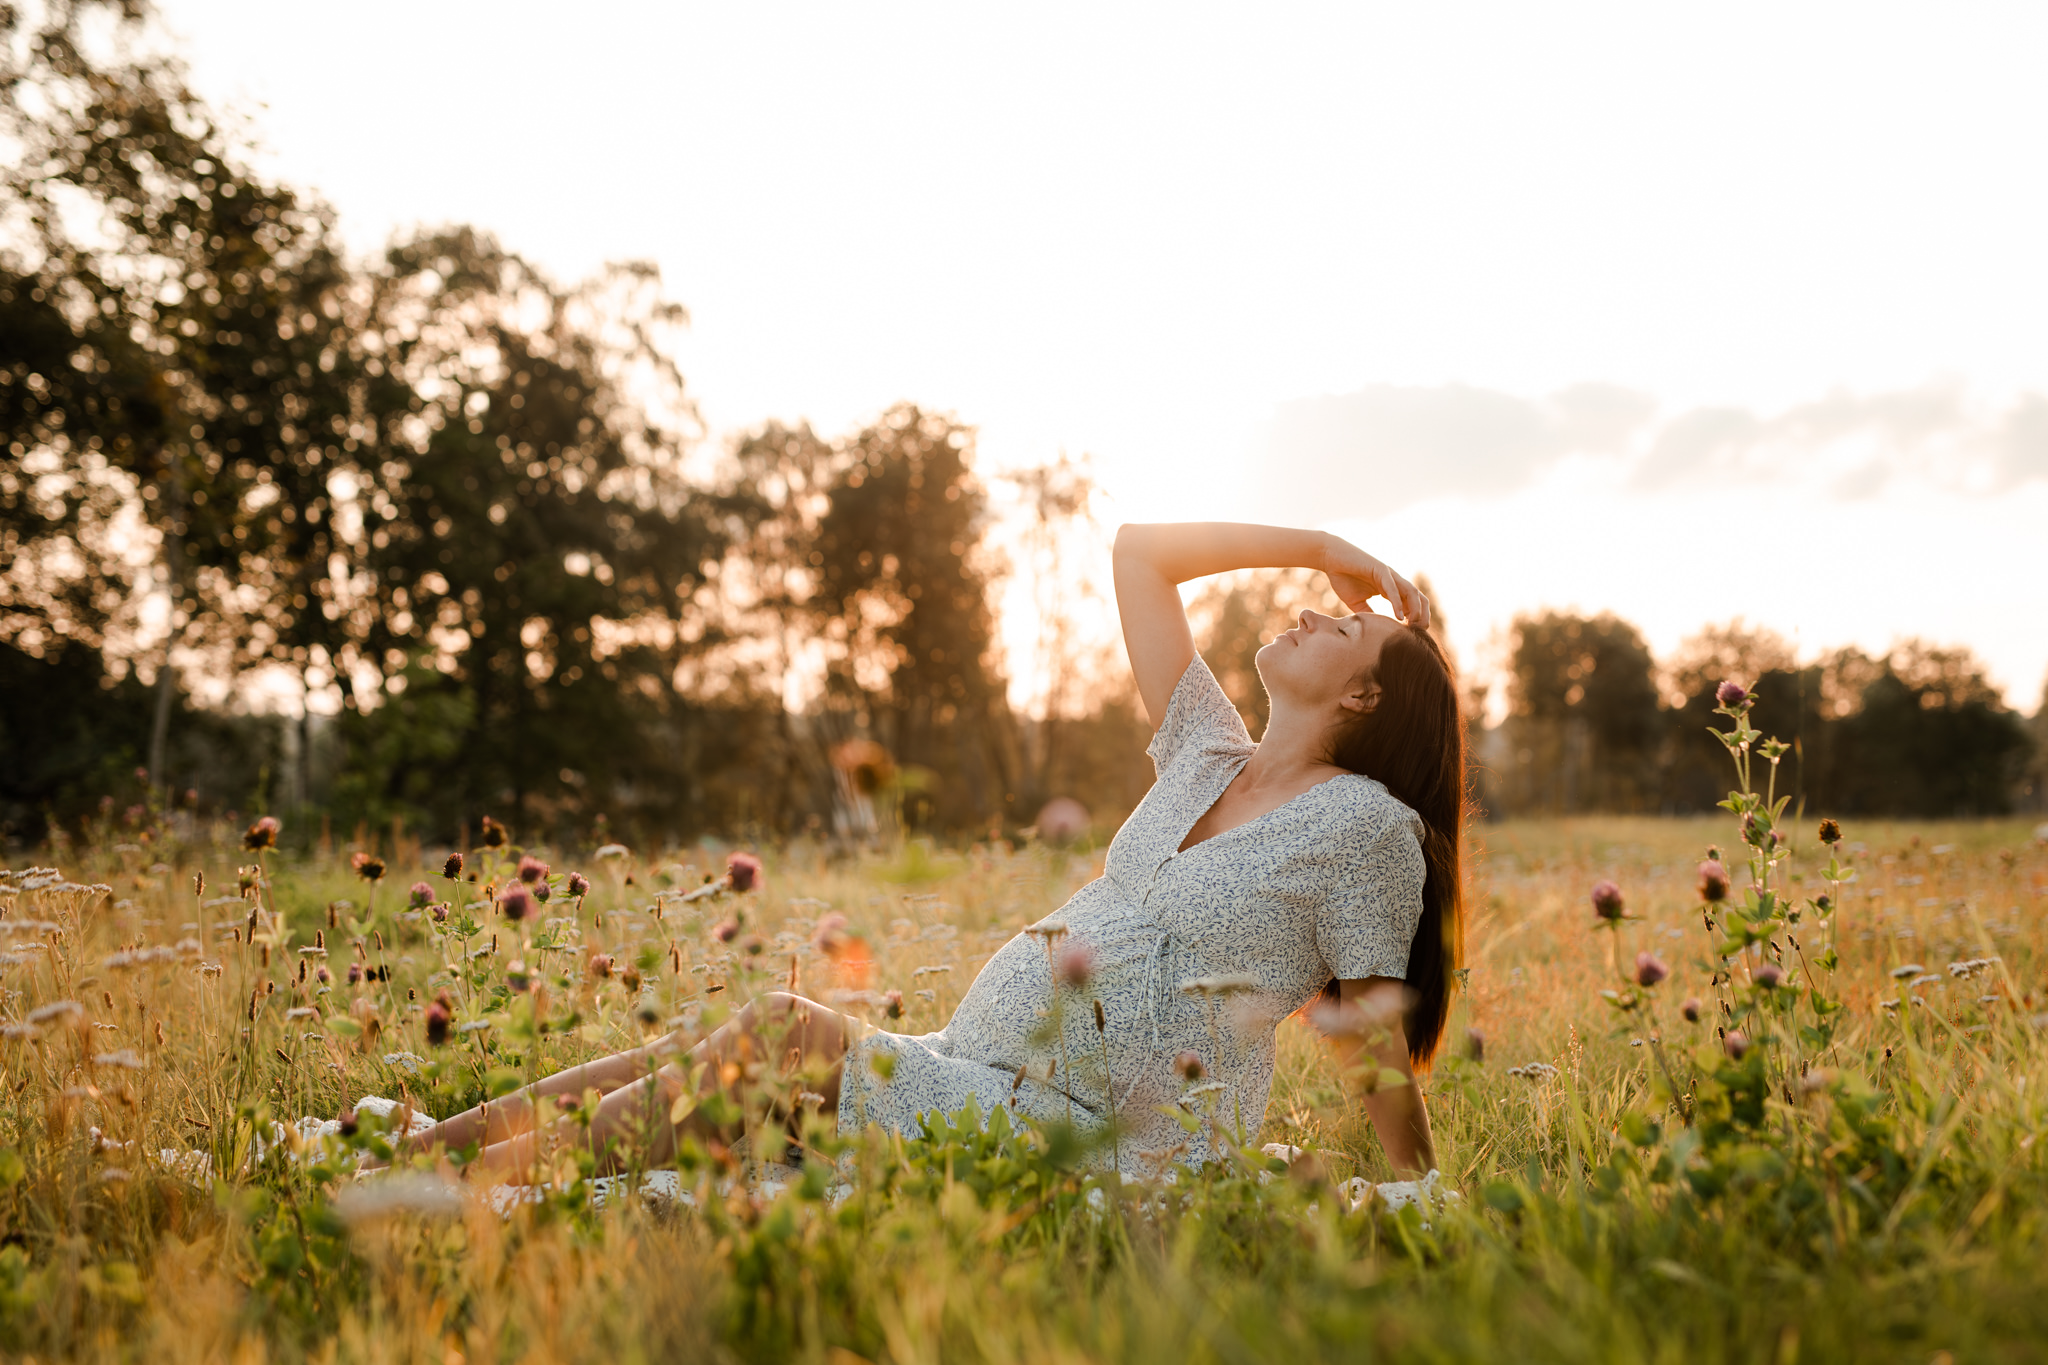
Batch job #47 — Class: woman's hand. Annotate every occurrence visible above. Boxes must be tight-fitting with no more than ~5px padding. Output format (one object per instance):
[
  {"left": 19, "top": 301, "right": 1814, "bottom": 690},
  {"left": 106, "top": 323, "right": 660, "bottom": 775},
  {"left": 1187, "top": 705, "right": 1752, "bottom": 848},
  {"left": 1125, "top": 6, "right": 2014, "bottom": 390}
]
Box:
[{"left": 1321, "top": 537, "right": 1430, "bottom": 630}]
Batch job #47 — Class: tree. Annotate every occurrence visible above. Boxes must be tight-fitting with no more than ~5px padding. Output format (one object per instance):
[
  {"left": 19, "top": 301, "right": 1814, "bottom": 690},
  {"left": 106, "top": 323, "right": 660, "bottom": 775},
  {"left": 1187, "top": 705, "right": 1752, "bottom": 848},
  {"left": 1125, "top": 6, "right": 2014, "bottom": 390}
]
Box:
[
  {"left": 810, "top": 406, "right": 1018, "bottom": 831},
  {"left": 1497, "top": 611, "right": 1662, "bottom": 813}
]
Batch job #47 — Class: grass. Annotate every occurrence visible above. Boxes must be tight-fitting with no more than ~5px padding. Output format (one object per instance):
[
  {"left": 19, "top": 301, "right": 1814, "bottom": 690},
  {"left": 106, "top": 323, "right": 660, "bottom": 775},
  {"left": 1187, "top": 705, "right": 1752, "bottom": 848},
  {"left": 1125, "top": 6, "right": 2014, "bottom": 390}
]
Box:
[{"left": 1, "top": 808, "right": 2046, "bottom": 1364}]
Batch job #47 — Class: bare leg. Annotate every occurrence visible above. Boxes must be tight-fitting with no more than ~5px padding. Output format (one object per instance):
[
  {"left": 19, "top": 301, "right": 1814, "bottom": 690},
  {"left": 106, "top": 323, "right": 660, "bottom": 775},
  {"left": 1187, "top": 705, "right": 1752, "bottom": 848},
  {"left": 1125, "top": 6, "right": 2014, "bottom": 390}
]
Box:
[
  {"left": 465, "top": 992, "right": 854, "bottom": 1179},
  {"left": 379, "top": 1038, "right": 675, "bottom": 1165}
]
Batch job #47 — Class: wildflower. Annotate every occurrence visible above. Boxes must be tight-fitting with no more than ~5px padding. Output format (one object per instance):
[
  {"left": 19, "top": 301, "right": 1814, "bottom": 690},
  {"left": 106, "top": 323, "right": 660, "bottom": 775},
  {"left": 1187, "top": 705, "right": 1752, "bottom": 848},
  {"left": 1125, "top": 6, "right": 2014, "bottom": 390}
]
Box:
[
  {"left": 408, "top": 882, "right": 434, "bottom": 909},
  {"left": 1889, "top": 963, "right": 1925, "bottom": 980},
  {"left": 442, "top": 851, "right": 464, "bottom": 880},
  {"left": 338, "top": 1109, "right": 359, "bottom": 1138},
  {"left": 424, "top": 1000, "right": 452, "bottom": 1046},
  {"left": 238, "top": 866, "right": 259, "bottom": 895},
  {"left": 506, "top": 961, "right": 532, "bottom": 993},
  {"left": 1464, "top": 1027, "right": 1485, "bottom": 1064},
  {"left": 884, "top": 989, "right": 904, "bottom": 1021},
  {"left": 480, "top": 816, "right": 508, "bottom": 848},
  {"left": 1180, "top": 974, "right": 1257, "bottom": 997},
  {"left": 740, "top": 935, "right": 765, "bottom": 957},
  {"left": 1815, "top": 894, "right": 1832, "bottom": 913},
  {"left": 1634, "top": 951, "right": 1669, "bottom": 988},
  {"left": 1590, "top": 881, "right": 1625, "bottom": 920},
  {"left": 812, "top": 913, "right": 851, "bottom": 959},
  {"left": 533, "top": 880, "right": 551, "bottom": 903},
  {"left": 1054, "top": 938, "right": 1095, "bottom": 988},
  {"left": 26, "top": 1000, "right": 84, "bottom": 1026},
  {"left": 347, "top": 962, "right": 364, "bottom": 986},
  {"left": 1753, "top": 962, "right": 1784, "bottom": 990},
  {"left": 726, "top": 851, "right": 763, "bottom": 894},
  {"left": 1697, "top": 860, "right": 1730, "bottom": 903},
  {"left": 517, "top": 856, "right": 548, "bottom": 885},
  {"left": 315, "top": 965, "right": 333, "bottom": 986},
  {"left": 589, "top": 953, "right": 614, "bottom": 979},
  {"left": 1174, "top": 1051, "right": 1206, "bottom": 1083},
  {"left": 1818, "top": 818, "right": 1842, "bottom": 845},
  {"left": 567, "top": 872, "right": 590, "bottom": 898},
  {"left": 430, "top": 902, "right": 449, "bottom": 924},
  {"left": 192, "top": 871, "right": 205, "bottom": 897},
  {"left": 499, "top": 886, "right": 532, "bottom": 922},
  {"left": 243, "top": 816, "right": 280, "bottom": 852},
  {"left": 1681, "top": 997, "right": 1702, "bottom": 1023},
  {"left": 596, "top": 843, "right": 630, "bottom": 860},
  {"left": 351, "top": 852, "right": 386, "bottom": 883},
  {"left": 1716, "top": 680, "right": 1749, "bottom": 708},
  {"left": 1723, "top": 1030, "right": 1749, "bottom": 1060},
  {"left": 621, "top": 965, "right": 642, "bottom": 992}
]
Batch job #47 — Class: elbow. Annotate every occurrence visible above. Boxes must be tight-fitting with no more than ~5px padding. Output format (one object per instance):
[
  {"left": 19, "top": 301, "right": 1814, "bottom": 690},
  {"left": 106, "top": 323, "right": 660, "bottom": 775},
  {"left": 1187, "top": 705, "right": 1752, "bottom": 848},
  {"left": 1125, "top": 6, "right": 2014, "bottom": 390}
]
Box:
[{"left": 1111, "top": 522, "right": 1154, "bottom": 570}]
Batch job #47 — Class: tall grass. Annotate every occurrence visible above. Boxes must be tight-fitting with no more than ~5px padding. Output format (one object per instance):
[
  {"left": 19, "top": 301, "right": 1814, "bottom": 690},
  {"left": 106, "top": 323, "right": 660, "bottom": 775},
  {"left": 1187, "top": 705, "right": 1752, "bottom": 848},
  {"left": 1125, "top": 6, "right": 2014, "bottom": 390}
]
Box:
[{"left": 2, "top": 784, "right": 2045, "bottom": 1361}]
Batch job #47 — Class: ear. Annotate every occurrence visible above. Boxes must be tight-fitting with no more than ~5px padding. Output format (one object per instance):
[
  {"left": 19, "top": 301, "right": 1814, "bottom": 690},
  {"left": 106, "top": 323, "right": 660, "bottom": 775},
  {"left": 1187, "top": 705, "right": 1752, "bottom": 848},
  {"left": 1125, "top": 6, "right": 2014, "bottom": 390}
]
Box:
[{"left": 1338, "top": 682, "right": 1382, "bottom": 715}]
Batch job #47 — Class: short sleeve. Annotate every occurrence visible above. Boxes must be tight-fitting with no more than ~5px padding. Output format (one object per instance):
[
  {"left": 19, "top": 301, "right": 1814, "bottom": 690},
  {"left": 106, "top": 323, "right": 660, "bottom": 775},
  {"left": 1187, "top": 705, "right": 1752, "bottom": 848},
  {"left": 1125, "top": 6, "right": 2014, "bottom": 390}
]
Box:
[
  {"left": 1144, "top": 654, "right": 1254, "bottom": 776},
  {"left": 1315, "top": 811, "right": 1427, "bottom": 981}
]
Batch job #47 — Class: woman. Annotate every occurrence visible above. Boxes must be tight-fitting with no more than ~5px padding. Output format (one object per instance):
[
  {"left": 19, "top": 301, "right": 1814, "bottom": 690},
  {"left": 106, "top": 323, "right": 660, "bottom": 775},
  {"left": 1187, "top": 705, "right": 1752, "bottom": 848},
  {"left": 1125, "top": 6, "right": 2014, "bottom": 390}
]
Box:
[{"left": 406, "top": 522, "right": 1465, "bottom": 1180}]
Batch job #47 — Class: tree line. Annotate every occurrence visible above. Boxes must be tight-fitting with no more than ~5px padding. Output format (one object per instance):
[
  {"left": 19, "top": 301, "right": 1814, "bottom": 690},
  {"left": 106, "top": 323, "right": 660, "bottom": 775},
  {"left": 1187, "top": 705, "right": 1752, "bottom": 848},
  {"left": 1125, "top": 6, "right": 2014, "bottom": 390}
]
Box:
[{"left": 3, "top": 3, "right": 2038, "bottom": 849}]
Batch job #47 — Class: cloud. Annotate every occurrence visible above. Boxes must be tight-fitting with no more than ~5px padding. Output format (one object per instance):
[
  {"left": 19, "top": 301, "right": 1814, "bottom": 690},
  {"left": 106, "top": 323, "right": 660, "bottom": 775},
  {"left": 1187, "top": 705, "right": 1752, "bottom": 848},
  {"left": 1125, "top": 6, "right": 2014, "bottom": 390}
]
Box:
[
  {"left": 1252, "top": 382, "right": 1655, "bottom": 517},
  {"left": 1252, "top": 379, "right": 2048, "bottom": 519}
]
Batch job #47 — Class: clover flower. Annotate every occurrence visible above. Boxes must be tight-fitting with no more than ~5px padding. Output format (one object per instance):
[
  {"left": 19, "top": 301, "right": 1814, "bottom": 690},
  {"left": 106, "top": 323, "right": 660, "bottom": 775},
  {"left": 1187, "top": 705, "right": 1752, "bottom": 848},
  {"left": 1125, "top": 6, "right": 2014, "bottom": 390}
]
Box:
[
  {"left": 567, "top": 872, "right": 590, "bottom": 898},
  {"left": 1634, "top": 951, "right": 1669, "bottom": 988},
  {"left": 500, "top": 886, "right": 532, "bottom": 922},
  {"left": 1174, "top": 1051, "right": 1206, "bottom": 1083},
  {"left": 726, "top": 851, "right": 763, "bottom": 893},
  {"left": 424, "top": 1000, "right": 451, "bottom": 1047},
  {"left": 1753, "top": 962, "right": 1784, "bottom": 990},
  {"left": 243, "top": 816, "right": 280, "bottom": 852},
  {"left": 351, "top": 851, "right": 386, "bottom": 883},
  {"left": 812, "top": 913, "right": 851, "bottom": 959},
  {"left": 1590, "top": 881, "right": 1625, "bottom": 920},
  {"left": 714, "top": 917, "right": 741, "bottom": 944},
  {"left": 1723, "top": 1030, "right": 1749, "bottom": 1060},
  {"left": 1697, "top": 859, "right": 1730, "bottom": 903},
  {"left": 1817, "top": 818, "right": 1842, "bottom": 844},
  {"left": 589, "top": 953, "right": 614, "bottom": 979},
  {"left": 884, "top": 989, "right": 904, "bottom": 1021},
  {"left": 1465, "top": 1027, "right": 1485, "bottom": 1064},
  {"left": 1054, "top": 938, "right": 1095, "bottom": 989},
  {"left": 480, "top": 816, "right": 508, "bottom": 848},
  {"left": 408, "top": 881, "right": 433, "bottom": 909},
  {"left": 1716, "top": 680, "right": 1749, "bottom": 708},
  {"left": 442, "top": 851, "right": 464, "bottom": 880},
  {"left": 1681, "top": 997, "right": 1703, "bottom": 1023},
  {"left": 517, "top": 856, "right": 548, "bottom": 885}
]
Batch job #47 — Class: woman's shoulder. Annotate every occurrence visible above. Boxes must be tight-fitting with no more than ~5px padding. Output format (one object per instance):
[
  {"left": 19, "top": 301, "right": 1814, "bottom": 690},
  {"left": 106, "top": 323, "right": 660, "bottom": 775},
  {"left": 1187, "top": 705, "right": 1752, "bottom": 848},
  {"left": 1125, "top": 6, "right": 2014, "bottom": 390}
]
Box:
[
  {"left": 1146, "top": 653, "right": 1253, "bottom": 770},
  {"left": 1326, "top": 774, "right": 1424, "bottom": 844}
]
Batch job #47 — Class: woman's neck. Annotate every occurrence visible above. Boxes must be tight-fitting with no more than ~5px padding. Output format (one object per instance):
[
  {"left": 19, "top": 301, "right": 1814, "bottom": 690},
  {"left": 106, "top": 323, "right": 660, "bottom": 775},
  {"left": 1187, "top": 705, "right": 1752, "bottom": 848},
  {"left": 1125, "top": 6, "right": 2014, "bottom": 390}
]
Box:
[{"left": 1246, "top": 703, "right": 1344, "bottom": 787}]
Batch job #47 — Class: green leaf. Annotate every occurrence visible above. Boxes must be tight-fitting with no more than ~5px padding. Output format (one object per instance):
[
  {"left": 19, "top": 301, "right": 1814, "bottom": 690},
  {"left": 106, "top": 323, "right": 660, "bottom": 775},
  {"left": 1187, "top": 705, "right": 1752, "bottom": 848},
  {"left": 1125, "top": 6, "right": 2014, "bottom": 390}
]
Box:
[
  {"left": 0, "top": 1149, "right": 23, "bottom": 1187},
  {"left": 325, "top": 1016, "right": 362, "bottom": 1038},
  {"left": 484, "top": 1066, "right": 524, "bottom": 1098},
  {"left": 1482, "top": 1181, "right": 1524, "bottom": 1213}
]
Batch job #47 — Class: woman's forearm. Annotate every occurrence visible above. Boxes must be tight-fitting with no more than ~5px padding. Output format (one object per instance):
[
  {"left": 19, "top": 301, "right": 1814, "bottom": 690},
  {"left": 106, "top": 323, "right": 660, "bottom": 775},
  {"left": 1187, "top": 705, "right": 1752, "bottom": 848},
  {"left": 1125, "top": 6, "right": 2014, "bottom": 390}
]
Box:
[
  {"left": 1113, "top": 522, "right": 1332, "bottom": 585},
  {"left": 1361, "top": 1075, "right": 1437, "bottom": 1177}
]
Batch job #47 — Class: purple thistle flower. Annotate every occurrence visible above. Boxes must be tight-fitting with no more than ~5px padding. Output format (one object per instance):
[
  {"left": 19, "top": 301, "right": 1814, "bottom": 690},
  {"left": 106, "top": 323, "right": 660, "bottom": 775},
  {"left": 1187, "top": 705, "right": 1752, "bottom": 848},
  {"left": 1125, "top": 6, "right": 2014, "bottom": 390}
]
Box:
[
  {"left": 1054, "top": 938, "right": 1095, "bottom": 988},
  {"left": 425, "top": 1001, "right": 451, "bottom": 1047},
  {"left": 1724, "top": 1030, "right": 1750, "bottom": 1060},
  {"left": 1716, "top": 680, "right": 1749, "bottom": 708},
  {"left": 1681, "top": 997, "right": 1702, "bottom": 1023}
]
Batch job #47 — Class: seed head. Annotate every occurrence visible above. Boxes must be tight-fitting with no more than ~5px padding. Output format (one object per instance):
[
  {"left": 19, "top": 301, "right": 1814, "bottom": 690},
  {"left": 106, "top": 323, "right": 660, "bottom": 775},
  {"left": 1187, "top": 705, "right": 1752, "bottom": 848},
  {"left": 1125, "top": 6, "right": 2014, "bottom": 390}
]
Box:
[
  {"left": 1716, "top": 680, "right": 1749, "bottom": 708},
  {"left": 714, "top": 917, "right": 740, "bottom": 944},
  {"left": 517, "top": 856, "right": 548, "bottom": 885},
  {"left": 480, "top": 816, "right": 508, "bottom": 848},
  {"left": 1723, "top": 1030, "right": 1749, "bottom": 1060},
  {"left": 1681, "top": 997, "right": 1702, "bottom": 1023},
  {"left": 1753, "top": 962, "right": 1784, "bottom": 990},
  {"left": 884, "top": 989, "right": 904, "bottom": 1020},
  {"left": 1817, "top": 818, "right": 1842, "bottom": 845},
  {"left": 192, "top": 871, "right": 206, "bottom": 897},
  {"left": 243, "top": 816, "right": 280, "bottom": 851},
  {"left": 1054, "top": 938, "right": 1095, "bottom": 988},
  {"left": 1174, "top": 1051, "right": 1206, "bottom": 1083},
  {"left": 499, "top": 886, "right": 532, "bottom": 922},
  {"left": 442, "top": 851, "right": 464, "bottom": 880},
  {"left": 424, "top": 1002, "right": 451, "bottom": 1047},
  {"left": 726, "top": 851, "right": 763, "bottom": 894},
  {"left": 1465, "top": 1027, "right": 1485, "bottom": 1064},
  {"left": 351, "top": 851, "right": 386, "bottom": 883},
  {"left": 1093, "top": 999, "right": 1107, "bottom": 1033},
  {"left": 408, "top": 881, "right": 433, "bottom": 909},
  {"left": 1697, "top": 860, "right": 1730, "bottom": 903},
  {"left": 1590, "top": 880, "right": 1625, "bottom": 920},
  {"left": 1634, "top": 951, "right": 1670, "bottom": 988},
  {"left": 567, "top": 872, "right": 590, "bottom": 898}
]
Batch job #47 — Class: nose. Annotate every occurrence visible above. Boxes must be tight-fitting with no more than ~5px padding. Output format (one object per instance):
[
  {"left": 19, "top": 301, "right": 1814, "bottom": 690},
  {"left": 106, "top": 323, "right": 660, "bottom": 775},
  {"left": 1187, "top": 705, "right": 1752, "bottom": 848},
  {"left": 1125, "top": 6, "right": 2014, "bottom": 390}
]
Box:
[{"left": 1298, "top": 609, "right": 1316, "bottom": 632}]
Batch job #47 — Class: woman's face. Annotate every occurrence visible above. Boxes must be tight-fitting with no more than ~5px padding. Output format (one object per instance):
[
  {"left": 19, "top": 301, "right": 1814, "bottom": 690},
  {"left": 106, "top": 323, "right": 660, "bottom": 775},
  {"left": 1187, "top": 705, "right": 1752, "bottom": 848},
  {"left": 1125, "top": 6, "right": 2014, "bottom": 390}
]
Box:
[{"left": 1255, "top": 608, "right": 1403, "bottom": 715}]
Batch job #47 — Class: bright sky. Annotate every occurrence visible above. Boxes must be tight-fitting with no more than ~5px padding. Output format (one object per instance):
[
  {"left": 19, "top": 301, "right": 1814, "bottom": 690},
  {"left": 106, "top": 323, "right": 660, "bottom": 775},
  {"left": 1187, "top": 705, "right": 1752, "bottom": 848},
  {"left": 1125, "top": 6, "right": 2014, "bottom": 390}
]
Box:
[{"left": 159, "top": 1, "right": 2048, "bottom": 711}]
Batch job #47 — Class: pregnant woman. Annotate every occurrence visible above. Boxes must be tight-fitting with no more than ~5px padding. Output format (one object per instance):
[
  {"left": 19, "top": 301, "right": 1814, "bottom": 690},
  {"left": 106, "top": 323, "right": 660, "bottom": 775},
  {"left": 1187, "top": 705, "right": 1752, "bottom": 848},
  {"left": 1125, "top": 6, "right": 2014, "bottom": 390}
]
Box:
[{"left": 407, "top": 522, "right": 1466, "bottom": 1180}]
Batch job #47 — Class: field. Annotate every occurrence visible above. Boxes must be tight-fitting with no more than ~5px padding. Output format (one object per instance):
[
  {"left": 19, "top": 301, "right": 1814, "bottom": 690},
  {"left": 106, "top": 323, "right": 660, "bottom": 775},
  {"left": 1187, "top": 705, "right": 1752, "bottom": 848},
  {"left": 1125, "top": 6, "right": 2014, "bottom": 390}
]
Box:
[{"left": 2, "top": 799, "right": 2046, "bottom": 1364}]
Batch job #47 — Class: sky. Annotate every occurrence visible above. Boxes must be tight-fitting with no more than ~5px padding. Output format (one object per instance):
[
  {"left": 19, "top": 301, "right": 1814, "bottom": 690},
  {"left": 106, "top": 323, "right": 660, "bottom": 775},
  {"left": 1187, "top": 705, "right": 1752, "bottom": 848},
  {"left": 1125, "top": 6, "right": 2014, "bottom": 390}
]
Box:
[{"left": 156, "top": 1, "right": 2048, "bottom": 711}]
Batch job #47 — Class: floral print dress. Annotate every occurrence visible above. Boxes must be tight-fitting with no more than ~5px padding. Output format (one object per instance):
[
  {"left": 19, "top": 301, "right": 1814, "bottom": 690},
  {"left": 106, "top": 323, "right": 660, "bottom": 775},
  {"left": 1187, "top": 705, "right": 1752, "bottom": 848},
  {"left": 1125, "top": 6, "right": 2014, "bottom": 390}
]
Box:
[{"left": 836, "top": 653, "right": 1427, "bottom": 1169}]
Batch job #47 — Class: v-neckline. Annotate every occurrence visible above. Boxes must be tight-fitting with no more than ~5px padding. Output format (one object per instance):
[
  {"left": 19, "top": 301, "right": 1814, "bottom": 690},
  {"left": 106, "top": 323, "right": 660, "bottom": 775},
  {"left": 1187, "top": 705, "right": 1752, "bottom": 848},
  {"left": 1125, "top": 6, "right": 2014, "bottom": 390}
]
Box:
[{"left": 1174, "top": 758, "right": 1354, "bottom": 856}]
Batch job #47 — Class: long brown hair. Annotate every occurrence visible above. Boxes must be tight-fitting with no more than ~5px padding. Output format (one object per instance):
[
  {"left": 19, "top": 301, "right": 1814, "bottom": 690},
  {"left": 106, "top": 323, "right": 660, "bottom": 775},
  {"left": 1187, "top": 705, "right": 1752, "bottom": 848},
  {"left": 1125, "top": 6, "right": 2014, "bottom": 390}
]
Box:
[{"left": 1323, "top": 624, "right": 1467, "bottom": 1067}]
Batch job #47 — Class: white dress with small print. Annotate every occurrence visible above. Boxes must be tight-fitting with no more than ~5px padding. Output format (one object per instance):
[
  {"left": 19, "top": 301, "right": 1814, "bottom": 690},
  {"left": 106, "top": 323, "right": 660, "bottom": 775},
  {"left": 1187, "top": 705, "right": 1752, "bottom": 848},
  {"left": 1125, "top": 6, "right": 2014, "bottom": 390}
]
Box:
[{"left": 836, "top": 653, "right": 1427, "bottom": 1168}]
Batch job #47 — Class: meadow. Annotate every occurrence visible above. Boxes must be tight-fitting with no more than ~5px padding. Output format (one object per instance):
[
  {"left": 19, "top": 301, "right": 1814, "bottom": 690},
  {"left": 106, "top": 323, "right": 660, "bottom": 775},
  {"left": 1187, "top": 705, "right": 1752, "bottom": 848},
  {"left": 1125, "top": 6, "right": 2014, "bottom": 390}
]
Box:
[{"left": 2, "top": 748, "right": 2046, "bottom": 1362}]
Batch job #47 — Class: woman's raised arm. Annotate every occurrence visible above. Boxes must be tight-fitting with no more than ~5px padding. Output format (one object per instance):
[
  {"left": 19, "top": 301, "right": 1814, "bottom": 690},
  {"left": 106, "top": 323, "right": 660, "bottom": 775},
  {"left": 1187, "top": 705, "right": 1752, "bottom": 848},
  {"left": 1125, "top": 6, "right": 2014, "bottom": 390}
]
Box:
[{"left": 1111, "top": 522, "right": 1429, "bottom": 729}]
